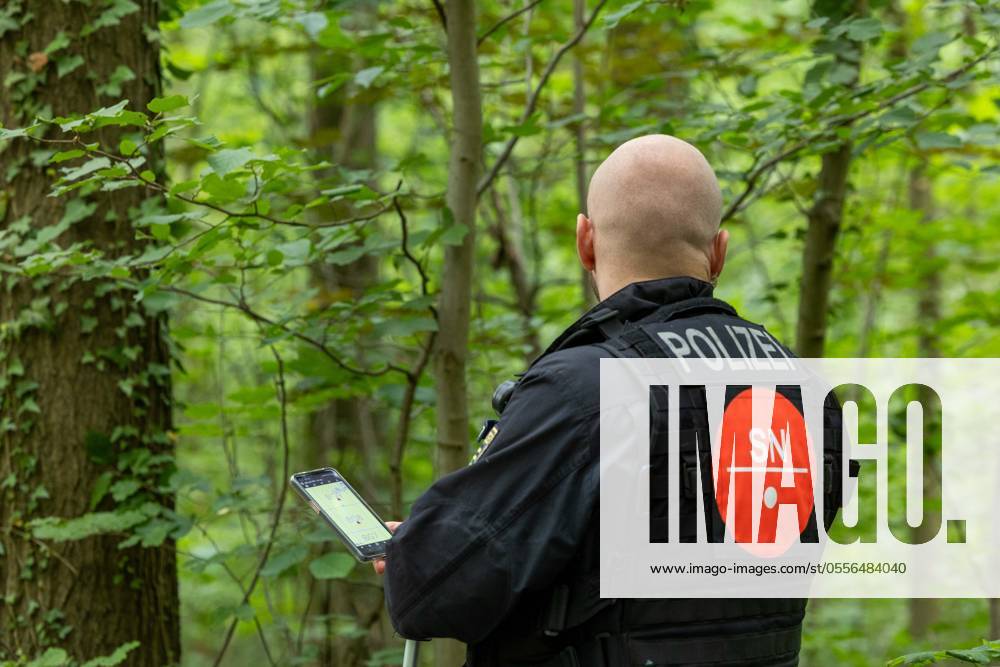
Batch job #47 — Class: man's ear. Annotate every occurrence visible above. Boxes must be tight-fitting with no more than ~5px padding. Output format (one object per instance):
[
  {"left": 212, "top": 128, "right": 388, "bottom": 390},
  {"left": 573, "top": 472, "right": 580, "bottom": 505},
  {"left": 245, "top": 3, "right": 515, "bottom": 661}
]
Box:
[
  {"left": 709, "top": 229, "right": 729, "bottom": 281},
  {"left": 577, "top": 213, "right": 596, "bottom": 272}
]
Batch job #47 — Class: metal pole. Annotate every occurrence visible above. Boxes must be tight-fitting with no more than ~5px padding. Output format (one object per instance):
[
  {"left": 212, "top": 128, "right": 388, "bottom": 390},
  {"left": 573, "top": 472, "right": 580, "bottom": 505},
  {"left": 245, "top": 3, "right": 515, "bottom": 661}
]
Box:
[{"left": 402, "top": 639, "right": 421, "bottom": 667}]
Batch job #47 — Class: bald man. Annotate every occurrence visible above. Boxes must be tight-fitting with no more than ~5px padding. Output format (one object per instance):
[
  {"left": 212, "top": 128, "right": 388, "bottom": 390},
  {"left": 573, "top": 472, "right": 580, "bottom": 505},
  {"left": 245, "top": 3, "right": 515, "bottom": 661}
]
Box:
[{"left": 381, "top": 135, "right": 826, "bottom": 666}]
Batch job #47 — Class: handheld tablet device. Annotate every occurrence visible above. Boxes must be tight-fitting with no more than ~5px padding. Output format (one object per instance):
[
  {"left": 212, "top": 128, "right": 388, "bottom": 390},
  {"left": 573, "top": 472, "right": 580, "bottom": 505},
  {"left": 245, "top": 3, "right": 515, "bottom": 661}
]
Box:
[{"left": 290, "top": 467, "right": 392, "bottom": 561}]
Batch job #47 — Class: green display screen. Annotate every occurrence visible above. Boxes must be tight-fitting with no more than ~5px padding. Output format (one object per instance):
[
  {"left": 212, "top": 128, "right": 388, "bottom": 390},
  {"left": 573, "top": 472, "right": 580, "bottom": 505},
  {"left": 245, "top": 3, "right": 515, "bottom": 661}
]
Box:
[{"left": 308, "top": 481, "right": 392, "bottom": 547}]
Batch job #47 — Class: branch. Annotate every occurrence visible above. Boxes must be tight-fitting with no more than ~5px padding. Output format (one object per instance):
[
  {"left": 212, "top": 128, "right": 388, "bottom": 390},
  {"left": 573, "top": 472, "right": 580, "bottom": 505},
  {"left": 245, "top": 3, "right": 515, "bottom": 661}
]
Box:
[
  {"left": 393, "top": 194, "right": 433, "bottom": 302},
  {"left": 389, "top": 192, "right": 438, "bottom": 516},
  {"left": 212, "top": 346, "right": 290, "bottom": 667},
  {"left": 721, "top": 45, "right": 999, "bottom": 223},
  {"left": 158, "top": 286, "right": 402, "bottom": 378},
  {"left": 431, "top": 0, "right": 447, "bottom": 31},
  {"left": 478, "top": 0, "right": 544, "bottom": 45},
  {"left": 477, "top": 0, "right": 609, "bottom": 198}
]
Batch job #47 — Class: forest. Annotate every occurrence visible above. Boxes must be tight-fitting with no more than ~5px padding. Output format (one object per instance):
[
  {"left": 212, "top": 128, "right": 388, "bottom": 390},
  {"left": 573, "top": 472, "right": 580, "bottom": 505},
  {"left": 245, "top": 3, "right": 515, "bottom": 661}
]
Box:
[{"left": 1, "top": 0, "right": 999, "bottom": 665}]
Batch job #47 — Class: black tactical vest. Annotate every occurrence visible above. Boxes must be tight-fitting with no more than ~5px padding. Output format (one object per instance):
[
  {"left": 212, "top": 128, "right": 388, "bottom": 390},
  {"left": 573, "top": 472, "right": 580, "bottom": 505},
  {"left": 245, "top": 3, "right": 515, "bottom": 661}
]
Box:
[{"left": 467, "top": 293, "right": 846, "bottom": 667}]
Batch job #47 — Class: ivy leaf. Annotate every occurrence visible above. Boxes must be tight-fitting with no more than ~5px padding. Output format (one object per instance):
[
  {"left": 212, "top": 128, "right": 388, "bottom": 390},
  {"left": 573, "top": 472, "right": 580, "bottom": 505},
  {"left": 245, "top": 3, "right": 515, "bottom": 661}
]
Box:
[
  {"left": 31, "top": 509, "right": 151, "bottom": 541},
  {"left": 28, "top": 648, "right": 68, "bottom": 667},
  {"left": 110, "top": 479, "right": 140, "bottom": 502},
  {"left": 207, "top": 148, "right": 254, "bottom": 176},
  {"left": 57, "top": 55, "right": 85, "bottom": 78},
  {"left": 308, "top": 552, "right": 356, "bottom": 580},
  {"left": 85, "top": 430, "right": 114, "bottom": 465},
  {"left": 81, "top": 641, "right": 141, "bottom": 667},
  {"left": 90, "top": 471, "right": 113, "bottom": 510}
]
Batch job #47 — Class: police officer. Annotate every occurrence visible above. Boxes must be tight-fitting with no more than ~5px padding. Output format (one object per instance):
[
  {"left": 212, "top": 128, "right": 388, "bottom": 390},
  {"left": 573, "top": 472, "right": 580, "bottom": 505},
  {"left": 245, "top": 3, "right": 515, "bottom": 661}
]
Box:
[{"left": 375, "top": 135, "right": 840, "bottom": 666}]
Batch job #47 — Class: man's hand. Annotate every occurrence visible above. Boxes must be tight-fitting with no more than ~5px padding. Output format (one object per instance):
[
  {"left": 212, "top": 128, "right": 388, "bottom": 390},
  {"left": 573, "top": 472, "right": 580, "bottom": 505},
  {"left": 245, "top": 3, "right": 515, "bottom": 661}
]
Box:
[{"left": 373, "top": 521, "right": 401, "bottom": 575}]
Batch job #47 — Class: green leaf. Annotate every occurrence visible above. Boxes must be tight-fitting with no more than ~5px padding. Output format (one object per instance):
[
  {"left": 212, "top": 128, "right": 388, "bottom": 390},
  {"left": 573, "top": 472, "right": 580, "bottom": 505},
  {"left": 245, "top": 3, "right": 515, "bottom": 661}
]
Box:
[
  {"left": 354, "top": 66, "right": 384, "bottom": 89},
  {"left": 147, "top": 94, "right": 188, "bottom": 114},
  {"left": 275, "top": 238, "right": 311, "bottom": 264},
  {"left": 31, "top": 509, "right": 150, "bottom": 541},
  {"left": 0, "top": 127, "right": 29, "bottom": 140},
  {"left": 260, "top": 543, "right": 309, "bottom": 577},
  {"left": 602, "top": 1, "right": 642, "bottom": 29},
  {"left": 845, "top": 17, "right": 883, "bottom": 42},
  {"left": 44, "top": 32, "right": 70, "bottom": 55},
  {"left": 207, "top": 148, "right": 254, "bottom": 176},
  {"left": 62, "top": 157, "right": 112, "bottom": 182},
  {"left": 50, "top": 149, "right": 85, "bottom": 163},
  {"left": 110, "top": 479, "right": 140, "bottom": 502},
  {"left": 266, "top": 249, "right": 283, "bottom": 266},
  {"left": 81, "top": 641, "right": 141, "bottom": 667},
  {"left": 90, "top": 471, "right": 113, "bottom": 510},
  {"left": 440, "top": 223, "right": 469, "bottom": 246},
  {"left": 915, "top": 131, "right": 961, "bottom": 150},
  {"left": 180, "top": 0, "right": 232, "bottom": 28},
  {"left": 309, "top": 552, "right": 356, "bottom": 580},
  {"left": 29, "top": 648, "right": 68, "bottom": 667},
  {"left": 85, "top": 430, "right": 114, "bottom": 465},
  {"left": 57, "top": 55, "right": 85, "bottom": 78}
]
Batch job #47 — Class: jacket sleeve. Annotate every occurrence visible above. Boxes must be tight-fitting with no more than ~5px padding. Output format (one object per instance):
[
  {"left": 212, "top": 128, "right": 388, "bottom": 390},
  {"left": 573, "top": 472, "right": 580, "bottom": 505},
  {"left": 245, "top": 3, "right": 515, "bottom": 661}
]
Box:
[{"left": 383, "top": 351, "right": 600, "bottom": 644}]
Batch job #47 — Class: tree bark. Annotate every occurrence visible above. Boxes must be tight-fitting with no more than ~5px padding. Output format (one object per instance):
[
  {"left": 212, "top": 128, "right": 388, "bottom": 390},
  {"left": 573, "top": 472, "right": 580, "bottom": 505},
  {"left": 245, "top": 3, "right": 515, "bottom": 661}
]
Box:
[
  {"left": 433, "top": 3, "right": 483, "bottom": 664},
  {"left": 435, "top": 0, "right": 482, "bottom": 476},
  {"left": 795, "top": 1, "right": 862, "bottom": 357},
  {"left": 573, "top": 0, "right": 595, "bottom": 307},
  {"left": 908, "top": 159, "right": 940, "bottom": 639},
  {"left": 795, "top": 142, "right": 853, "bottom": 357},
  {"left": 0, "top": 1, "right": 179, "bottom": 664}
]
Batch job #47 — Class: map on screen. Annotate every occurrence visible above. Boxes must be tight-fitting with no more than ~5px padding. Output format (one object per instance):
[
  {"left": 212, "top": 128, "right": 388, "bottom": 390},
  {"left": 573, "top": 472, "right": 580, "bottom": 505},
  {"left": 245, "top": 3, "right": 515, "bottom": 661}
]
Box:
[{"left": 309, "top": 481, "right": 392, "bottom": 547}]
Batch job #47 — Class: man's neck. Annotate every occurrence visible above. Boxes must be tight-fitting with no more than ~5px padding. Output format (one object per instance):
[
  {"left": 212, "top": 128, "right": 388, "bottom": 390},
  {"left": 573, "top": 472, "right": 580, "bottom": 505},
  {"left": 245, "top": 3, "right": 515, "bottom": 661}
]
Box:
[{"left": 595, "top": 270, "right": 711, "bottom": 301}]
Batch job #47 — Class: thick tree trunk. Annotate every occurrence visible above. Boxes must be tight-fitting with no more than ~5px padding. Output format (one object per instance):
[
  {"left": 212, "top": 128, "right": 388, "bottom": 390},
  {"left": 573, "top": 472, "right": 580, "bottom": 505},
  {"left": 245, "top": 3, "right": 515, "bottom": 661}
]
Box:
[
  {"left": 433, "top": 4, "right": 483, "bottom": 664},
  {"left": 908, "top": 160, "right": 940, "bottom": 639},
  {"left": 0, "top": 1, "right": 179, "bottom": 664}
]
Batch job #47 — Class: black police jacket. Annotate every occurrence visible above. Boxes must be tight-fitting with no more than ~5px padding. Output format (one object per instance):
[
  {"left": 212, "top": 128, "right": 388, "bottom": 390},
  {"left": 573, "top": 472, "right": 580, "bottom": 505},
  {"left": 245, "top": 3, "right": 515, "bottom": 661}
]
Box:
[{"left": 384, "top": 277, "right": 837, "bottom": 667}]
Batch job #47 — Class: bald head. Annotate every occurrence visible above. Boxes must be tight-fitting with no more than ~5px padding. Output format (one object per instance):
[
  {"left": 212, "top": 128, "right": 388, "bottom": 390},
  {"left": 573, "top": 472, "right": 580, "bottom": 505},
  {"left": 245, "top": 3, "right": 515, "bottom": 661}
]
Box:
[{"left": 577, "top": 134, "right": 726, "bottom": 299}]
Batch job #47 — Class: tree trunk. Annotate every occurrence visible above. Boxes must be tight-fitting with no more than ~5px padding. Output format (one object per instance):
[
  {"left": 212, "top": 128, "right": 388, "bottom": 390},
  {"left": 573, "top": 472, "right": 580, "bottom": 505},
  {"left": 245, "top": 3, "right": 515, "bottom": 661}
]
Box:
[
  {"left": 0, "top": 1, "right": 179, "bottom": 664},
  {"left": 908, "top": 159, "right": 940, "bottom": 639},
  {"left": 795, "top": 142, "right": 853, "bottom": 357},
  {"left": 306, "top": 50, "right": 385, "bottom": 667},
  {"left": 573, "top": 0, "right": 594, "bottom": 307},
  {"left": 795, "top": 1, "right": 862, "bottom": 357},
  {"left": 433, "top": 3, "right": 483, "bottom": 664},
  {"left": 435, "top": 0, "right": 482, "bottom": 476}
]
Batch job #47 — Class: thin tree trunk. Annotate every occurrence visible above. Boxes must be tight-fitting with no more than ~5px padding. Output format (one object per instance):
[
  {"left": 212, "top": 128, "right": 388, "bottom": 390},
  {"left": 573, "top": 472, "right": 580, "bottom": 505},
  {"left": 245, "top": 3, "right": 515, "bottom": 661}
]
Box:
[
  {"left": 0, "top": 1, "right": 179, "bottom": 664},
  {"left": 435, "top": 0, "right": 482, "bottom": 476},
  {"left": 573, "top": 0, "right": 594, "bottom": 306},
  {"left": 795, "top": 143, "right": 853, "bottom": 357},
  {"left": 908, "top": 159, "right": 940, "bottom": 639},
  {"left": 433, "top": 3, "right": 483, "bottom": 665},
  {"left": 795, "top": 1, "right": 863, "bottom": 357}
]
